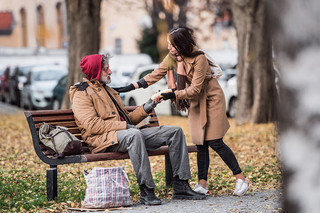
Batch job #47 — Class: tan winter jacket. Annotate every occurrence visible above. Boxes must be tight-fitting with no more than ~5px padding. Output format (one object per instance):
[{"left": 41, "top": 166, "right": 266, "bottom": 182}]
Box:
[
  {"left": 144, "top": 53, "right": 230, "bottom": 145},
  {"left": 70, "top": 78, "right": 148, "bottom": 153}
]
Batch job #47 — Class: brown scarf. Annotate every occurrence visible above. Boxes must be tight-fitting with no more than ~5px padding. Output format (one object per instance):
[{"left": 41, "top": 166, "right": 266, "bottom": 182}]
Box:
[{"left": 167, "top": 62, "right": 190, "bottom": 112}]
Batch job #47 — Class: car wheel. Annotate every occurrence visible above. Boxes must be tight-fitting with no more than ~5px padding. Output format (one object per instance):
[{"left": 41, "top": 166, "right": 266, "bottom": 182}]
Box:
[
  {"left": 128, "top": 98, "right": 137, "bottom": 106},
  {"left": 52, "top": 99, "right": 60, "bottom": 110},
  {"left": 5, "top": 92, "right": 10, "bottom": 104},
  {"left": 228, "top": 97, "right": 237, "bottom": 118}
]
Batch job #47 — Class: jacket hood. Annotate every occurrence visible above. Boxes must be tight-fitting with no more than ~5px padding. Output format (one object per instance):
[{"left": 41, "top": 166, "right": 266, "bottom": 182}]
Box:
[{"left": 80, "top": 54, "right": 103, "bottom": 80}]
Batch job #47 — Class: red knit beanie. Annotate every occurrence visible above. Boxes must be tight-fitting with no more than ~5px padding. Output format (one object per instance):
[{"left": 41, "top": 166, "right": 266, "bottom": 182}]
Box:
[{"left": 80, "top": 54, "right": 103, "bottom": 80}]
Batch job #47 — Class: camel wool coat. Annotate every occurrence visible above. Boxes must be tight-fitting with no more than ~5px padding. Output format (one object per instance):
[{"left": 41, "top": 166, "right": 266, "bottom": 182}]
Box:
[
  {"left": 144, "top": 53, "right": 230, "bottom": 145},
  {"left": 70, "top": 78, "right": 148, "bottom": 153}
]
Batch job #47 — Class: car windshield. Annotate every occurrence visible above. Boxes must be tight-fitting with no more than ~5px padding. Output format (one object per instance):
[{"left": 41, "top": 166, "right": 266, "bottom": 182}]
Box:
[
  {"left": 32, "top": 70, "right": 66, "bottom": 81},
  {"left": 19, "top": 66, "right": 34, "bottom": 76}
]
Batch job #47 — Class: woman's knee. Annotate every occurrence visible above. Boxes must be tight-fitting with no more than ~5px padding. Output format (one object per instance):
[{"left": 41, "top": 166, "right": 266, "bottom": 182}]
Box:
[
  {"left": 196, "top": 144, "right": 208, "bottom": 151},
  {"left": 207, "top": 138, "right": 225, "bottom": 151}
]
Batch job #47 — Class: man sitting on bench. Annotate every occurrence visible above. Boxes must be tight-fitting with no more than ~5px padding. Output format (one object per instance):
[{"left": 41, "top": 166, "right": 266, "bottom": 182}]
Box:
[{"left": 69, "top": 53, "right": 206, "bottom": 205}]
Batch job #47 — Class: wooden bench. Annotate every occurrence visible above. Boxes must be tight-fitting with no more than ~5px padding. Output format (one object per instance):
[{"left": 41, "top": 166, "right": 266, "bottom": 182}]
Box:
[{"left": 24, "top": 106, "right": 197, "bottom": 200}]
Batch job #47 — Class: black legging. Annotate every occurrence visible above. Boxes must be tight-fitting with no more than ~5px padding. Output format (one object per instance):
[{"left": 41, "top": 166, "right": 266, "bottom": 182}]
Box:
[{"left": 196, "top": 138, "right": 242, "bottom": 181}]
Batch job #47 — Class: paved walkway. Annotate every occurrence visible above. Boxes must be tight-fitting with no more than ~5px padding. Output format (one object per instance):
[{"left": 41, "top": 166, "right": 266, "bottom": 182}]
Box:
[
  {"left": 0, "top": 102, "right": 21, "bottom": 114},
  {"left": 85, "top": 190, "right": 282, "bottom": 213}
]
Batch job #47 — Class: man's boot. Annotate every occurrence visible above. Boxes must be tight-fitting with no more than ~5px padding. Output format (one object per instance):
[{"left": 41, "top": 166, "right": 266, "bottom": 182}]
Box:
[
  {"left": 172, "top": 179, "right": 206, "bottom": 200},
  {"left": 139, "top": 184, "right": 161, "bottom": 205}
]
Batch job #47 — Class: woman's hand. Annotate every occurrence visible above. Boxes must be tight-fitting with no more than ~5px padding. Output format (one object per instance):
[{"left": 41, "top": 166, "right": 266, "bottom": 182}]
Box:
[
  {"left": 169, "top": 52, "right": 183, "bottom": 62},
  {"left": 161, "top": 92, "right": 176, "bottom": 100}
]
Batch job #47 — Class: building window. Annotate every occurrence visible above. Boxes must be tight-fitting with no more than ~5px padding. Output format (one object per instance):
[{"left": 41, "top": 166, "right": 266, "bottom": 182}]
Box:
[
  {"left": 0, "top": 11, "right": 15, "bottom": 35},
  {"left": 20, "top": 8, "right": 27, "bottom": 47},
  {"left": 115, "top": 38, "right": 122, "bottom": 54},
  {"left": 36, "top": 5, "right": 46, "bottom": 47},
  {"left": 56, "top": 2, "right": 66, "bottom": 48}
]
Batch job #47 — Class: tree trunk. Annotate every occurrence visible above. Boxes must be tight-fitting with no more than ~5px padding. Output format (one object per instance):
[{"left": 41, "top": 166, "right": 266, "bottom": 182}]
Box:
[
  {"left": 231, "top": 0, "right": 277, "bottom": 124},
  {"left": 174, "top": 0, "right": 188, "bottom": 26},
  {"left": 61, "top": 0, "right": 101, "bottom": 109},
  {"left": 267, "top": 0, "right": 320, "bottom": 212}
]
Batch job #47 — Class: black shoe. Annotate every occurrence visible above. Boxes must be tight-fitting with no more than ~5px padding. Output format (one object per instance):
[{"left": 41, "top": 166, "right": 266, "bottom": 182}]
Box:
[
  {"left": 139, "top": 184, "right": 162, "bottom": 205},
  {"left": 172, "top": 180, "right": 206, "bottom": 200}
]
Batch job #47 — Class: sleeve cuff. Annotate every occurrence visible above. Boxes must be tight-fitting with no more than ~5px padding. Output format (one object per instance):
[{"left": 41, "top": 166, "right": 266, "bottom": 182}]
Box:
[{"left": 138, "top": 78, "right": 148, "bottom": 88}]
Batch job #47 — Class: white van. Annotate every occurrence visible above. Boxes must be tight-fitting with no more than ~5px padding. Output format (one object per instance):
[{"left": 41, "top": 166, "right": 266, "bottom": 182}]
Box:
[{"left": 108, "top": 53, "right": 152, "bottom": 84}]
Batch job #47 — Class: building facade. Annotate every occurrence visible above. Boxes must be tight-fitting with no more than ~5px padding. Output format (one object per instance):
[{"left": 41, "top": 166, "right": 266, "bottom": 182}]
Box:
[{"left": 0, "top": 0, "right": 237, "bottom": 54}]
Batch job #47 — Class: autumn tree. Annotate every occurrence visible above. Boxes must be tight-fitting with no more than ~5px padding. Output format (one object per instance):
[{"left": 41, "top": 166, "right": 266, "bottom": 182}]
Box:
[
  {"left": 61, "top": 0, "right": 101, "bottom": 109},
  {"left": 138, "top": 0, "right": 189, "bottom": 62},
  {"left": 231, "top": 0, "right": 278, "bottom": 124}
]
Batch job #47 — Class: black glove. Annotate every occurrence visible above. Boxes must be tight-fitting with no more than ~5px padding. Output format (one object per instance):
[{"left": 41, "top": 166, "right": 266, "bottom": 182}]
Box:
[
  {"left": 161, "top": 92, "right": 176, "bottom": 100},
  {"left": 113, "top": 79, "right": 148, "bottom": 93},
  {"left": 113, "top": 83, "right": 135, "bottom": 93},
  {"left": 143, "top": 98, "right": 158, "bottom": 113},
  {"left": 136, "top": 78, "right": 148, "bottom": 88}
]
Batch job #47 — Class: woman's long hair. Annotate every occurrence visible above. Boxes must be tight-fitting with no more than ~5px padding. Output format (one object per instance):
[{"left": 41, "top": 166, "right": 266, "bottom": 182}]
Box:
[{"left": 168, "top": 26, "right": 204, "bottom": 58}]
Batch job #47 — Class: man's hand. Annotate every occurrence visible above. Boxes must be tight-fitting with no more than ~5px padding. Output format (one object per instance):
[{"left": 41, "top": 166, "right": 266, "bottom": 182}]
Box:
[
  {"left": 143, "top": 98, "right": 159, "bottom": 113},
  {"left": 161, "top": 92, "right": 176, "bottom": 100},
  {"left": 126, "top": 124, "right": 139, "bottom": 129},
  {"left": 113, "top": 83, "right": 135, "bottom": 93}
]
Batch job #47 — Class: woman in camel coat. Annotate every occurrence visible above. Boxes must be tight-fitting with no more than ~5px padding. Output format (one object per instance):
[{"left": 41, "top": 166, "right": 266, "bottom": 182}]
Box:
[{"left": 115, "top": 26, "right": 249, "bottom": 196}]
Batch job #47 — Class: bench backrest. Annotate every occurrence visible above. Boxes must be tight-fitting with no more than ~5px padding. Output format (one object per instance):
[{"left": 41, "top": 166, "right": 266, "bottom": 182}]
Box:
[{"left": 24, "top": 107, "right": 159, "bottom": 164}]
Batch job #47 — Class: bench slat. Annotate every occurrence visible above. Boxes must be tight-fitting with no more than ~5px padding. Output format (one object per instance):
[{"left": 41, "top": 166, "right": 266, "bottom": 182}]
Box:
[
  {"left": 33, "top": 115, "right": 75, "bottom": 123},
  {"left": 35, "top": 121, "right": 78, "bottom": 129},
  {"left": 26, "top": 109, "right": 73, "bottom": 116}
]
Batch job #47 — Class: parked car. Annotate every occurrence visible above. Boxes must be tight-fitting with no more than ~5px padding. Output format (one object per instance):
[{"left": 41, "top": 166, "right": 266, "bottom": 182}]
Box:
[
  {"left": 20, "top": 65, "right": 67, "bottom": 110},
  {"left": 7, "top": 64, "right": 40, "bottom": 106},
  {"left": 51, "top": 73, "right": 126, "bottom": 110},
  {"left": 0, "top": 66, "right": 6, "bottom": 101},
  {"left": 218, "top": 66, "right": 280, "bottom": 118},
  {"left": 109, "top": 53, "right": 153, "bottom": 85},
  {"left": 123, "top": 64, "right": 186, "bottom": 116},
  {"left": 219, "top": 75, "right": 237, "bottom": 118},
  {"left": 0, "top": 66, "right": 15, "bottom": 103},
  {"left": 51, "top": 74, "right": 68, "bottom": 110}
]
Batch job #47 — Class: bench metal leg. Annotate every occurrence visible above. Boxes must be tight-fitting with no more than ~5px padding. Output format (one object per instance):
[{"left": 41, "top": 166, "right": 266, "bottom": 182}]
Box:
[
  {"left": 165, "top": 154, "right": 173, "bottom": 187},
  {"left": 47, "top": 165, "right": 57, "bottom": 200}
]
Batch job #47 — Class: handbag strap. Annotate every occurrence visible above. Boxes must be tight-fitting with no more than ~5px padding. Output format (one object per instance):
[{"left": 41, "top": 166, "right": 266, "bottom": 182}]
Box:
[
  {"left": 57, "top": 127, "right": 75, "bottom": 141},
  {"left": 48, "top": 134, "right": 63, "bottom": 158},
  {"left": 108, "top": 168, "right": 131, "bottom": 189},
  {"left": 122, "top": 168, "right": 130, "bottom": 188}
]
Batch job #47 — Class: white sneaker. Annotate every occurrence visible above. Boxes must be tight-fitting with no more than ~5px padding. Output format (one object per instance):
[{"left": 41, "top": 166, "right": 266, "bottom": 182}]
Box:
[
  {"left": 193, "top": 183, "right": 210, "bottom": 196},
  {"left": 233, "top": 179, "right": 249, "bottom": 196}
]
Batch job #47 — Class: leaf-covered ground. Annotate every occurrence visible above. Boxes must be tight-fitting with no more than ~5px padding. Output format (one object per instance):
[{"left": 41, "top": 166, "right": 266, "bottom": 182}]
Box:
[{"left": 0, "top": 112, "right": 281, "bottom": 212}]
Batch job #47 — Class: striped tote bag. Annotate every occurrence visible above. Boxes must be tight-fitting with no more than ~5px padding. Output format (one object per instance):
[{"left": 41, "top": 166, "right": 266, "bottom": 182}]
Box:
[{"left": 82, "top": 166, "right": 132, "bottom": 209}]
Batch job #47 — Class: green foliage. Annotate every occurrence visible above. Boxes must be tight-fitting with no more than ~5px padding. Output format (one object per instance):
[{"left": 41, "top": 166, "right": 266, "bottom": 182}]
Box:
[
  {"left": 137, "top": 27, "right": 159, "bottom": 62},
  {"left": 0, "top": 169, "right": 48, "bottom": 211}
]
